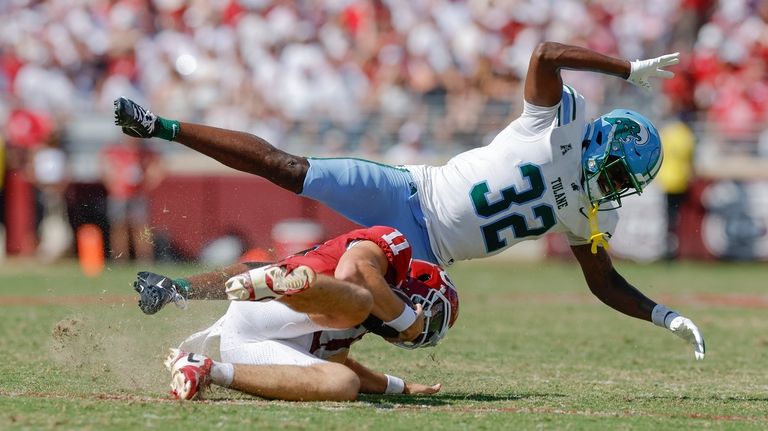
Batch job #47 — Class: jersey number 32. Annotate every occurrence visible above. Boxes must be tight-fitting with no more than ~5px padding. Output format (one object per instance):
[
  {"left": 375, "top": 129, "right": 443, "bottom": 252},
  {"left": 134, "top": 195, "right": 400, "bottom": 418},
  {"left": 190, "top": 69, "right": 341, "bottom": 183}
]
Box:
[{"left": 470, "top": 163, "right": 556, "bottom": 253}]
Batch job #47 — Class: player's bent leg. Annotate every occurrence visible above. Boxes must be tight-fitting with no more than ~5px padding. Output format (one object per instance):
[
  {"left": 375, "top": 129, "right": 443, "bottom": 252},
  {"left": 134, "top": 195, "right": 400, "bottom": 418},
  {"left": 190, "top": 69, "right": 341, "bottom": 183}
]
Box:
[
  {"left": 220, "top": 302, "right": 331, "bottom": 346},
  {"left": 281, "top": 274, "right": 374, "bottom": 329},
  {"left": 219, "top": 339, "right": 359, "bottom": 401},
  {"left": 225, "top": 264, "right": 316, "bottom": 301},
  {"left": 165, "top": 346, "right": 359, "bottom": 401},
  {"left": 230, "top": 362, "right": 360, "bottom": 401},
  {"left": 225, "top": 267, "right": 373, "bottom": 328}
]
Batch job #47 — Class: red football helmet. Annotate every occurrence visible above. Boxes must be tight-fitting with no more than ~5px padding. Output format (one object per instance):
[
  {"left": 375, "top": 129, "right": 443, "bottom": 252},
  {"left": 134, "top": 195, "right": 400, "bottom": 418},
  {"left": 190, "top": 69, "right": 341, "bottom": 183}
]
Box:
[{"left": 395, "top": 259, "right": 460, "bottom": 349}]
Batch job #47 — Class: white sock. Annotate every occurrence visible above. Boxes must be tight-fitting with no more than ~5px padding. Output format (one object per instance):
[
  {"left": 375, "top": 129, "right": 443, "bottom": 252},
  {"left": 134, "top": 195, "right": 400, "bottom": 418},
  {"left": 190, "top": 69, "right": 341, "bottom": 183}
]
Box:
[{"left": 210, "top": 362, "right": 234, "bottom": 387}]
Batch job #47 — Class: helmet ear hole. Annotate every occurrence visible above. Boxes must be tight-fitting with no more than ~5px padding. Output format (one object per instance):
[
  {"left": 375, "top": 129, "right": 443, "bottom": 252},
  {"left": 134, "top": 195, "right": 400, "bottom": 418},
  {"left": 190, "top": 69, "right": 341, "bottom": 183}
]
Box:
[{"left": 417, "top": 274, "right": 431, "bottom": 282}]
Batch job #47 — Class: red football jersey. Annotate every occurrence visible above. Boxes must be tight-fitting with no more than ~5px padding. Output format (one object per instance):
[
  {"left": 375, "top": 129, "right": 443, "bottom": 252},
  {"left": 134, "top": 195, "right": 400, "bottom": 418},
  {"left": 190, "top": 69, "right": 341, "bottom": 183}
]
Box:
[{"left": 280, "top": 226, "right": 412, "bottom": 288}]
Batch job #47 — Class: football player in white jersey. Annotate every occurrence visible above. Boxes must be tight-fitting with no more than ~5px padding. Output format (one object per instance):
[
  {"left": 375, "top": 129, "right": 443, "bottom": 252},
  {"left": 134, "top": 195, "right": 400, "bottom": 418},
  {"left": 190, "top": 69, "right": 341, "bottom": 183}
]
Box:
[{"left": 115, "top": 41, "right": 704, "bottom": 360}]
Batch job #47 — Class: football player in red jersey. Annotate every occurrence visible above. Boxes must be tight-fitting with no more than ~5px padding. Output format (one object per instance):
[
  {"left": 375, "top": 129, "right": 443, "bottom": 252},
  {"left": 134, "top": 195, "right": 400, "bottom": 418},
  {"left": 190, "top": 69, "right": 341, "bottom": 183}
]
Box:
[{"left": 134, "top": 226, "right": 459, "bottom": 401}]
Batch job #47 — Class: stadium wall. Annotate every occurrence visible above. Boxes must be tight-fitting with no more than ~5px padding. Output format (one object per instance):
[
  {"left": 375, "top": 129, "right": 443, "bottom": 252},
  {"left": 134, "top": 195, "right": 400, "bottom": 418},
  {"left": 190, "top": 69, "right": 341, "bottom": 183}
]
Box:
[
  {"left": 57, "top": 175, "right": 768, "bottom": 263},
  {"left": 146, "top": 175, "right": 360, "bottom": 261}
]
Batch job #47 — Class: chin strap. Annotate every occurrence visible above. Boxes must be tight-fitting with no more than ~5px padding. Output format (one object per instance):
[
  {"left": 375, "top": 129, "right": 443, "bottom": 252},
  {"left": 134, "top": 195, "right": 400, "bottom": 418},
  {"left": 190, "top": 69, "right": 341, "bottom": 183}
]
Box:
[{"left": 587, "top": 203, "right": 610, "bottom": 254}]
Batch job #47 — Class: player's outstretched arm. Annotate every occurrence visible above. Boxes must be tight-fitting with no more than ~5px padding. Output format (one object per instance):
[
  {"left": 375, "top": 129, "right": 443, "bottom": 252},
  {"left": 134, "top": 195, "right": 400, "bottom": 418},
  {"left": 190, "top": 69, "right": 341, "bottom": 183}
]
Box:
[
  {"left": 571, "top": 245, "right": 705, "bottom": 360},
  {"left": 343, "top": 356, "right": 441, "bottom": 395},
  {"left": 523, "top": 42, "right": 679, "bottom": 107}
]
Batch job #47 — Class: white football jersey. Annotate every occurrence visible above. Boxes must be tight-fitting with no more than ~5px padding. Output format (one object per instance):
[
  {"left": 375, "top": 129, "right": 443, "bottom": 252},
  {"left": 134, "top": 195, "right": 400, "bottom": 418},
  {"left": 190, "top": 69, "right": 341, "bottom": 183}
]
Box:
[{"left": 406, "top": 85, "right": 618, "bottom": 265}]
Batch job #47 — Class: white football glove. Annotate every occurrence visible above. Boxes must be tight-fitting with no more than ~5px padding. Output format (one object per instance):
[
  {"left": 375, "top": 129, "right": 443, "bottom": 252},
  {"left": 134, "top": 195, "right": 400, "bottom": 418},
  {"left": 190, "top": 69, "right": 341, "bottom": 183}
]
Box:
[
  {"left": 626, "top": 53, "right": 680, "bottom": 90},
  {"left": 652, "top": 304, "right": 705, "bottom": 360}
]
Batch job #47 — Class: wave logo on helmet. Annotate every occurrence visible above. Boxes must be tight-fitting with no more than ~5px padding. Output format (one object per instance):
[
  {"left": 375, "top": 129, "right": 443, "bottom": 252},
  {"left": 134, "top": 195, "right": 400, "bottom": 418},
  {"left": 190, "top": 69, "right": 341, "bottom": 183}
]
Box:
[{"left": 605, "top": 117, "right": 648, "bottom": 147}]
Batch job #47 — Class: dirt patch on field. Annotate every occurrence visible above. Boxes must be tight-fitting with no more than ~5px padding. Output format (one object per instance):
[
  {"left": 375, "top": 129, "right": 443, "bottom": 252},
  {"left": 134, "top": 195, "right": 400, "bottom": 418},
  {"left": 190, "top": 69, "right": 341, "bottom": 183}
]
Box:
[
  {"left": 51, "top": 317, "right": 84, "bottom": 345},
  {"left": 47, "top": 312, "right": 171, "bottom": 393},
  {"left": 37, "top": 300, "right": 228, "bottom": 397}
]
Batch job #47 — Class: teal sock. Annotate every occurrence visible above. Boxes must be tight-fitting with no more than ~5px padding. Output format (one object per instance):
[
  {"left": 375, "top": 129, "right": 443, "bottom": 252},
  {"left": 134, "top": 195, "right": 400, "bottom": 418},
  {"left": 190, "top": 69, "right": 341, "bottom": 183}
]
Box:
[
  {"left": 156, "top": 117, "right": 180, "bottom": 141},
  {"left": 173, "top": 278, "right": 191, "bottom": 298}
]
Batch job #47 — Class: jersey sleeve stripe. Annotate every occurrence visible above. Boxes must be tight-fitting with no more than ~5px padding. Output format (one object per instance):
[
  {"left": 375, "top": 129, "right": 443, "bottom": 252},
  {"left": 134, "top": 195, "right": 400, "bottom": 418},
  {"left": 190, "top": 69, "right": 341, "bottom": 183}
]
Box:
[
  {"left": 559, "top": 92, "right": 569, "bottom": 127},
  {"left": 552, "top": 85, "right": 581, "bottom": 129},
  {"left": 560, "top": 85, "right": 578, "bottom": 126},
  {"left": 558, "top": 88, "right": 570, "bottom": 126},
  {"left": 566, "top": 85, "right": 577, "bottom": 121}
]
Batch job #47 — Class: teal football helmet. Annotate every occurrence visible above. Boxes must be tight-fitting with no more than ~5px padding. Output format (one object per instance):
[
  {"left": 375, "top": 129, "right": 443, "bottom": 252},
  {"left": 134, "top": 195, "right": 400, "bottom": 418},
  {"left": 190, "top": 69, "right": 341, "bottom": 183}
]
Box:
[{"left": 581, "top": 109, "right": 663, "bottom": 207}]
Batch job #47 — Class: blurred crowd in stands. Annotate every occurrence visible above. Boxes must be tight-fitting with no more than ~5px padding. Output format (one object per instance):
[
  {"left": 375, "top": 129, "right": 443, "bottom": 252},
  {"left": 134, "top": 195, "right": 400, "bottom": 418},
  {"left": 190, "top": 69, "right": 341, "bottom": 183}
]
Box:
[
  {"left": 1, "top": 0, "right": 767, "bottom": 261},
  {"left": 6, "top": 0, "right": 768, "bottom": 159}
]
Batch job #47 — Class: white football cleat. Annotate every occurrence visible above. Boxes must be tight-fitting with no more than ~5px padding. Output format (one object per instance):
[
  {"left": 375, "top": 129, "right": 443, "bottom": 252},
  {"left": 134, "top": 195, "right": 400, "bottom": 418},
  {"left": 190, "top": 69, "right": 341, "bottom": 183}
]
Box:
[
  {"left": 165, "top": 348, "right": 213, "bottom": 400},
  {"left": 224, "top": 265, "right": 316, "bottom": 301}
]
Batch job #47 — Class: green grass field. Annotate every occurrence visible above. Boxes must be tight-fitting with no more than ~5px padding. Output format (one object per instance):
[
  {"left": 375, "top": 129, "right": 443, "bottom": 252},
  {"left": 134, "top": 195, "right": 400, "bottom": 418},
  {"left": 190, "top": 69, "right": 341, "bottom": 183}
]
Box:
[{"left": 1, "top": 258, "right": 767, "bottom": 430}]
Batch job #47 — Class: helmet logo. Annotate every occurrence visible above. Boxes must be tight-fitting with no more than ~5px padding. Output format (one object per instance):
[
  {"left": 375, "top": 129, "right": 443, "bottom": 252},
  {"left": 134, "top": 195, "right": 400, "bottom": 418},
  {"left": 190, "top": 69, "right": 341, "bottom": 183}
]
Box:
[{"left": 605, "top": 117, "right": 648, "bottom": 147}]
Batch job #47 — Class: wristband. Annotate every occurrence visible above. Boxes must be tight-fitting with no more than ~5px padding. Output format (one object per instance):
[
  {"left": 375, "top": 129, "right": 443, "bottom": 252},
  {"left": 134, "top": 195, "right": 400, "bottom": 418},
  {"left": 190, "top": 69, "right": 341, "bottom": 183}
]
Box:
[
  {"left": 384, "top": 304, "right": 417, "bottom": 332},
  {"left": 384, "top": 374, "right": 405, "bottom": 394},
  {"left": 651, "top": 304, "right": 680, "bottom": 329}
]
